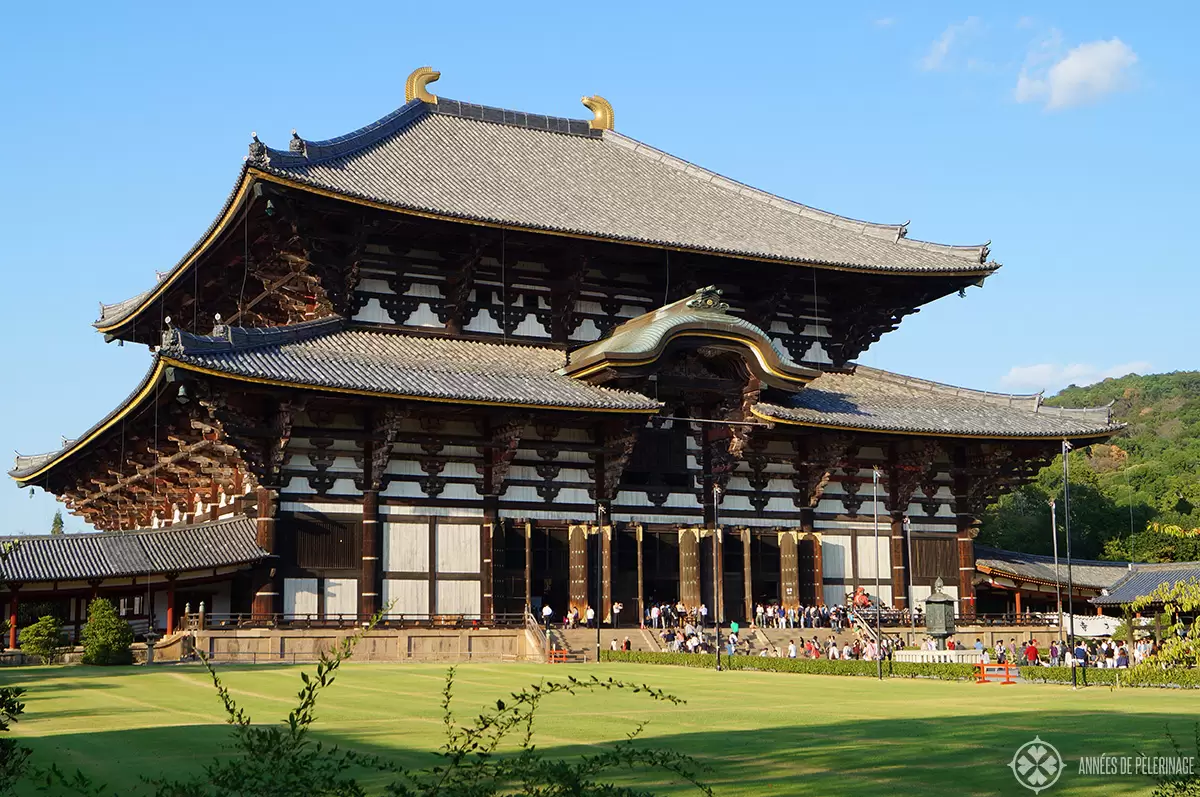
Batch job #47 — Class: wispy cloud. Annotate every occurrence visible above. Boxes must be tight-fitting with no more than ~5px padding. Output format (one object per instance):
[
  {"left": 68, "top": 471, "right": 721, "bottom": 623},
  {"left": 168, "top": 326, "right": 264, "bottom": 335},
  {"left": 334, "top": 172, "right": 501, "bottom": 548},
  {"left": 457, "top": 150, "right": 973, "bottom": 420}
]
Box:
[
  {"left": 1015, "top": 36, "right": 1138, "bottom": 109},
  {"left": 1000, "top": 361, "right": 1151, "bottom": 392},
  {"left": 920, "top": 17, "right": 981, "bottom": 71},
  {"left": 874, "top": 17, "right": 896, "bottom": 28}
]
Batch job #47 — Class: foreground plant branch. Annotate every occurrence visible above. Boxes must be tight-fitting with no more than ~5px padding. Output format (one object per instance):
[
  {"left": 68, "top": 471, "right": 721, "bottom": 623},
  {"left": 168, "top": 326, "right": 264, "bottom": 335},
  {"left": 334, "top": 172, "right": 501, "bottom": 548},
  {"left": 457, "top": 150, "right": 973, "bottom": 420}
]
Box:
[{"left": 36, "top": 609, "right": 710, "bottom": 797}]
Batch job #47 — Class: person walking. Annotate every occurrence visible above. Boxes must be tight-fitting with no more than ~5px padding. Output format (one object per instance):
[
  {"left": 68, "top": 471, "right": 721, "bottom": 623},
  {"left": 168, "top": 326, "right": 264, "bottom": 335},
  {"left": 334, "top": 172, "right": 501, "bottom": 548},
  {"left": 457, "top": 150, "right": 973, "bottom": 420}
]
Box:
[
  {"left": 541, "top": 603, "right": 552, "bottom": 630},
  {"left": 585, "top": 605, "right": 595, "bottom": 629}
]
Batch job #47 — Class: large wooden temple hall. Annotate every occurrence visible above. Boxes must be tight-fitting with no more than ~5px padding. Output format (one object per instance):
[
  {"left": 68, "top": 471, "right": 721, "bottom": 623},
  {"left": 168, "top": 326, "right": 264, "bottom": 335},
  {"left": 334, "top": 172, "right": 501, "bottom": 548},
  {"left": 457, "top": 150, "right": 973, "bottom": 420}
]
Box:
[{"left": 6, "top": 68, "right": 1122, "bottom": 640}]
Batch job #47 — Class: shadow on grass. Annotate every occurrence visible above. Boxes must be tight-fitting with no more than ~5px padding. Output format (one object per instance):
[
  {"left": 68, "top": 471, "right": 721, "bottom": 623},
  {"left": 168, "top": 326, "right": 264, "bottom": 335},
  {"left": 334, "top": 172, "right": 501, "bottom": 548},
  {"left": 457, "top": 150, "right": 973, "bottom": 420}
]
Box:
[{"left": 12, "top": 709, "right": 1195, "bottom": 797}]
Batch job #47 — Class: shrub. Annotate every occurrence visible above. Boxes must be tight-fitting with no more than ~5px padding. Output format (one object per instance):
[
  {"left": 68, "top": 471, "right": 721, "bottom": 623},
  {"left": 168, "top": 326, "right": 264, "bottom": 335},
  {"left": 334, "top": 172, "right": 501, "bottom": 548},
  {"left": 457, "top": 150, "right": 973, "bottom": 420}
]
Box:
[
  {"left": 80, "top": 598, "right": 133, "bottom": 666},
  {"left": 600, "top": 650, "right": 978, "bottom": 681},
  {"left": 20, "top": 615, "right": 65, "bottom": 665}
]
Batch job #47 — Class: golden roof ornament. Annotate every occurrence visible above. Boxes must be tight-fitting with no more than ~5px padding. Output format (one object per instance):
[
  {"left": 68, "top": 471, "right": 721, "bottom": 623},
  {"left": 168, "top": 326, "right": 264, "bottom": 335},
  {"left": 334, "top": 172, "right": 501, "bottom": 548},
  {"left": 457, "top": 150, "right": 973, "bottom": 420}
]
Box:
[
  {"left": 581, "top": 95, "right": 614, "bottom": 130},
  {"left": 406, "top": 66, "right": 440, "bottom": 104}
]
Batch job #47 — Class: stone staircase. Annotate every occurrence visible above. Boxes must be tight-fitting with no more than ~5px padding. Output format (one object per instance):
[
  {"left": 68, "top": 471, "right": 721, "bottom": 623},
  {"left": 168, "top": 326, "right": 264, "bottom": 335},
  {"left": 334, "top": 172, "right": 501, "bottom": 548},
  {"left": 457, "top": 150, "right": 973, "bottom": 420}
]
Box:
[{"left": 552, "top": 627, "right": 662, "bottom": 661}]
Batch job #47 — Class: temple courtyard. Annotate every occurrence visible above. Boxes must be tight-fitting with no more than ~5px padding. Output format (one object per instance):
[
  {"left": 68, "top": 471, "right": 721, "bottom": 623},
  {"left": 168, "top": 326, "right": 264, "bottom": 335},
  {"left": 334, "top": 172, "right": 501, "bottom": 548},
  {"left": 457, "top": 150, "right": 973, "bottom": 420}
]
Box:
[{"left": 2, "top": 662, "right": 1197, "bottom": 795}]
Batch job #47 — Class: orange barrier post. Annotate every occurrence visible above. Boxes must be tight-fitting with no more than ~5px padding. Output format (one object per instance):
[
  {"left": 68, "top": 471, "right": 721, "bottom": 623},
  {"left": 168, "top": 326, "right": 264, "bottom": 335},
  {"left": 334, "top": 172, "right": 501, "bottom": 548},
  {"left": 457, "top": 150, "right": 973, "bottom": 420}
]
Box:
[
  {"left": 1001, "top": 663, "right": 1017, "bottom": 685},
  {"left": 975, "top": 663, "right": 990, "bottom": 684}
]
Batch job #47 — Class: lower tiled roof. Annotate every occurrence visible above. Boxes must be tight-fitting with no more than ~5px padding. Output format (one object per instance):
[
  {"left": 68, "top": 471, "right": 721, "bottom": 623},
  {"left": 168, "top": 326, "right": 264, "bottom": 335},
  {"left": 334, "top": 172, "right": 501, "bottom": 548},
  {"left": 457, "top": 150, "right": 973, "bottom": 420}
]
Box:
[
  {"left": 755, "top": 366, "right": 1123, "bottom": 439},
  {"left": 161, "top": 319, "right": 661, "bottom": 412},
  {"left": 0, "top": 516, "right": 265, "bottom": 583},
  {"left": 974, "top": 545, "right": 1130, "bottom": 590},
  {"left": 1091, "top": 562, "right": 1200, "bottom": 606}
]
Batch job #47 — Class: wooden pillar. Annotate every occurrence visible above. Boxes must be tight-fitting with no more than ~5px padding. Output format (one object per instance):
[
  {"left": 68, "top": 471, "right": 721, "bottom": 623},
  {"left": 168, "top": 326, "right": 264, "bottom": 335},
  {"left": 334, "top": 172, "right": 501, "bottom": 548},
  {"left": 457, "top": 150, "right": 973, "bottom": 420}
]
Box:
[
  {"left": 166, "top": 576, "right": 177, "bottom": 635},
  {"left": 252, "top": 487, "right": 280, "bottom": 619},
  {"left": 360, "top": 489, "right": 381, "bottom": 620},
  {"left": 600, "top": 525, "right": 612, "bottom": 623},
  {"left": 635, "top": 524, "right": 644, "bottom": 623},
  {"left": 956, "top": 516, "right": 978, "bottom": 619},
  {"left": 7, "top": 587, "right": 17, "bottom": 650},
  {"left": 679, "top": 528, "right": 701, "bottom": 609},
  {"left": 779, "top": 531, "right": 800, "bottom": 609},
  {"left": 801, "top": 508, "right": 824, "bottom": 605},
  {"left": 480, "top": 519, "right": 495, "bottom": 623},
  {"left": 523, "top": 521, "right": 532, "bottom": 611},
  {"left": 890, "top": 513, "right": 908, "bottom": 610},
  {"left": 568, "top": 524, "right": 589, "bottom": 615},
  {"left": 712, "top": 529, "right": 725, "bottom": 623},
  {"left": 742, "top": 529, "right": 753, "bottom": 622},
  {"left": 1014, "top": 586, "right": 1022, "bottom": 616},
  {"left": 951, "top": 447, "right": 978, "bottom": 620}
]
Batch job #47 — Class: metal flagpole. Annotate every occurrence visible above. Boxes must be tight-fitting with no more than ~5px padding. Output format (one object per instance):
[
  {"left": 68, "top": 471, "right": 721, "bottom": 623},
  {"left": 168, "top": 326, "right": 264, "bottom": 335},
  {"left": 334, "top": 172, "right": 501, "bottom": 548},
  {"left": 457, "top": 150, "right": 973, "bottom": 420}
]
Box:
[
  {"left": 1062, "top": 440, "right": 1078, "bottom": 688},
  {"left": 713, "top": 482, "right": 722, "bottom": 671},
  {"left": 595, "top": 502, "right": 604, "bottom": 664},
  {"left": 1050, "top": 499, "right": 1063, "bottom": 633},
  {"left": 904, "top": 514, "right": 916, "bottom": 636},
  {"left": 873, "top": 467, "right": 883, "bottom": 680}
]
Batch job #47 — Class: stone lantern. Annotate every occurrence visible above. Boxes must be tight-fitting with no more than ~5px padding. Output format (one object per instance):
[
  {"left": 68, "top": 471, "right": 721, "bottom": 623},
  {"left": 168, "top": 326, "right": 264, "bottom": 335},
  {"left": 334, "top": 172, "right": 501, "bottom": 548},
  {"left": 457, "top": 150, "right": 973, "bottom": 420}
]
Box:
[{"left": 924, "top": 577, "right": 956, "bottom": 650}]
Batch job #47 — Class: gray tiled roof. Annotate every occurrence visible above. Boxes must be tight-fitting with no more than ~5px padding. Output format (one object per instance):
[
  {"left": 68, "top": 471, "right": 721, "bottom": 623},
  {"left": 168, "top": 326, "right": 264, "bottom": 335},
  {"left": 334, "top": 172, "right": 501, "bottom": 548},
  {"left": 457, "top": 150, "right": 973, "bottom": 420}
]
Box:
[
  {"left": 1091, "top": 562, "right": 1200, "bottom": 606},
  {"left": 256, "top": 99, "right": 994, "bottom": 275},
  {"left": 975, "top": 545, "right": 1130, "bottom": 590},
  {"left": 95, "top": 96, "right": 996, "bottom": 332},
  {"left": 755, "top": 366, "right": 1122, "bottom": 439},
  {"left": 161, "top": 318, "right": 661, "bottom": 412},
  {"left": 0, "top": 516, "right": 264, "bottom": 583}
]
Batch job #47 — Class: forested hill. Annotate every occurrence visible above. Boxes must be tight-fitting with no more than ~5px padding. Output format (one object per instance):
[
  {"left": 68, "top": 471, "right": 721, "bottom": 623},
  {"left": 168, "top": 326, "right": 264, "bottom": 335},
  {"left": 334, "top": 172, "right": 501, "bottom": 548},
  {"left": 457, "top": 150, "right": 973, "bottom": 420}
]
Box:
[{"left": 979, "top": 371, "right": 1200, "bottom": 562}]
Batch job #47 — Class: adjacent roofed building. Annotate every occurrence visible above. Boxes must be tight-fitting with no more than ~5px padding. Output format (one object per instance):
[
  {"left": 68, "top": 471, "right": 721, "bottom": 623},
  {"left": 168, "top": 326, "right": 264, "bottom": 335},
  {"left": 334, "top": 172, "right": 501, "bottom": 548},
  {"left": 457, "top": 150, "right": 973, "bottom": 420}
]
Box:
[
  {"left": 1091, "top": 562, "right": 1200, "bottom": 609},
  {"left": 7, "top": 68, "right": 1122, "bottom": 644}
]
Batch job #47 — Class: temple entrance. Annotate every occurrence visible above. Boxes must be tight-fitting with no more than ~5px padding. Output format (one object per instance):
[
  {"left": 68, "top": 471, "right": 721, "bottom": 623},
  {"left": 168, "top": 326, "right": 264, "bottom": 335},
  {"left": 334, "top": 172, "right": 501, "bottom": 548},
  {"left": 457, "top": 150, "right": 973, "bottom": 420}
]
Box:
[
  {"left": 530, "top": 523, "right": 569, "bottom": 620},
  {"left": 749, "top": 533, "right": 781, "bottom": 606},
  {"left": 641, "top": 527, "right": 680, "bottom": 612}
]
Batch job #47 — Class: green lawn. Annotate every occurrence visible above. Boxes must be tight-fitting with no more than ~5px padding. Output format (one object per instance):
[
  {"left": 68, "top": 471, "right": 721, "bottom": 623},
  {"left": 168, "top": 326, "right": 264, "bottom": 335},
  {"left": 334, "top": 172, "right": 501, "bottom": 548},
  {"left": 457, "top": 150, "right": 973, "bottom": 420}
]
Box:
[{"left": 2, "top": 661, "right": 1198, "bottom": 796}]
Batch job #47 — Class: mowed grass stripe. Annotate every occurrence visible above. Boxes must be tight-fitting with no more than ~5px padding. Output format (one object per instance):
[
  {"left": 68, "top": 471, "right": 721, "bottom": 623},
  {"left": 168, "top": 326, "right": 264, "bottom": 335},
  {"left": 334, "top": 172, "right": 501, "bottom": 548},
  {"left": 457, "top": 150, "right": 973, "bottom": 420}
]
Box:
[{"left": 2, "top": 662, "right": 1197, "bottom": 796}]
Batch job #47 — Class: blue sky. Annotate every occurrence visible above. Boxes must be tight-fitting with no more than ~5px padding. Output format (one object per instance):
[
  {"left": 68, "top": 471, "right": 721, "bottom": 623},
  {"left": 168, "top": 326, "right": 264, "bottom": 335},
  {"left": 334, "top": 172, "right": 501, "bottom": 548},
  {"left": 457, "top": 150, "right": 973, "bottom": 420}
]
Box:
[{"left": 1, "top": 2, "right": 1195, "bottom": 534}]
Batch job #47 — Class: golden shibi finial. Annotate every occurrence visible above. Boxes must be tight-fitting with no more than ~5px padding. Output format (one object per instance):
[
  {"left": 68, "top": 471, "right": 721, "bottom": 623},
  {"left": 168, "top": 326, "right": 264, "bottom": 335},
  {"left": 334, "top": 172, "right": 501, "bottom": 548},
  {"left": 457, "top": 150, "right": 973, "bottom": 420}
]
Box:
[
  {"left": 581, "top": 95, "right": 614, "bottom": 130},
  {"left": 406, "top": 66, "right": 441, "bottom": 104}
]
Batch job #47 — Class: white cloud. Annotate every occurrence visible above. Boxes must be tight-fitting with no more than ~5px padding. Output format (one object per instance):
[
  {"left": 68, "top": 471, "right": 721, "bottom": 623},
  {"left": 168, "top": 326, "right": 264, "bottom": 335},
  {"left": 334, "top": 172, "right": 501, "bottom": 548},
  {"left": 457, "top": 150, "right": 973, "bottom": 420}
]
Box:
[
  {"left": 921, "top": 17, "right": 980, "bottom": 71},
  {"left": 1015, "top": 37, "right": 1137, "bottom": 109},
  {"left": 1000, "top": 361, "right": 1152, "bottom": 392},
  {"left": 1016, "top": 16, "right": 1036, "bottom": 30},
  {"left": 874, "top": 17, "right": 896, "bottom": 28}
]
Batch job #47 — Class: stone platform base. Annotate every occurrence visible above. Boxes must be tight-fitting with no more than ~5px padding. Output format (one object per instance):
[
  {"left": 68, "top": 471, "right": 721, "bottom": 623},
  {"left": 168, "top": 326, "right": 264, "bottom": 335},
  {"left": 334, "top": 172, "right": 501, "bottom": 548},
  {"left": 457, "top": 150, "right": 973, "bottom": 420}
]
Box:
[{"left": 193, "top": 627, "right": 541, "bottom": 664}]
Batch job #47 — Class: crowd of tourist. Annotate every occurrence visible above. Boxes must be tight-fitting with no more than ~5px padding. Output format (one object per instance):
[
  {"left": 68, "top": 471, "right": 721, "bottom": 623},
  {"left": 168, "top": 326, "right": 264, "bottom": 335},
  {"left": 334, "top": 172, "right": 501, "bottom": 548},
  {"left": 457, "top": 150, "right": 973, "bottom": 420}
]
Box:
[
  {"left": 752, "top": 602, "right": 852, "bottom": 630},
  {"left": 963, "top": 635, "right": 1154, "bottom": 668}
]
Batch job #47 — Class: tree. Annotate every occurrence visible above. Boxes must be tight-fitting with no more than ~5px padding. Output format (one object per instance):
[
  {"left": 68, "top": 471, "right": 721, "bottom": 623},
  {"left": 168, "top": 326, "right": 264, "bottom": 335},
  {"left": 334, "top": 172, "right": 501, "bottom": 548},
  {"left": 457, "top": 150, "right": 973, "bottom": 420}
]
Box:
[
  {"left": 20, "top": 615, "right": 65, "bottom": 665},
  {"left": 980, "top": 373, "right": 1200, "bottom": 563},
  {"left": 50, "top": 511, "right": 64, "bottom": 535},
  {"left": 81, "top": 598, "right": 134, "bottom": 666}
]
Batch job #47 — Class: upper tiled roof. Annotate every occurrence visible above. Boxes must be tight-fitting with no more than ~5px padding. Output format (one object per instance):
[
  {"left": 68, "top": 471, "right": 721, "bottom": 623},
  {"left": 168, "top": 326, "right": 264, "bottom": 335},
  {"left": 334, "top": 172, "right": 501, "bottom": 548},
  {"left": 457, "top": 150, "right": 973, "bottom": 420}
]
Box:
[
  {"left": 255, "top": 98, "right": 994, "bottom": 274},
  {"left": 0, "top": 516, "right": 265, "bottom": 583},
  {"left": 755, "top": 366, "right": 1123, "bottom": 439},
  {"left": 95, "top": 94, "right": 997, "bottom": 332},
  {"left": 161, "top": 318, "right": 661, "bottom": 412},
  {"left": 975, "top": 545, "right": 1130, "bottom": 590},
  {"left": 1091, "top": 562, "right": 1200, "bottom": 606}
]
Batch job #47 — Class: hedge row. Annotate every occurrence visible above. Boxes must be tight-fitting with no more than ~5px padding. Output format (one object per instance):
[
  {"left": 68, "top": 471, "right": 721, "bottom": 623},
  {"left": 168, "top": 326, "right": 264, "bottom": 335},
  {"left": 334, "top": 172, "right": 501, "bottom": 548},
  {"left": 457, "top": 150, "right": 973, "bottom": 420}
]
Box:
[
  {"left": 1019, "top": 665, "right": 1200, "bottom": 689},
  {"left": 602, "top": 651, "right": 1200, "bottom": 687},
  {"left": 599, "top": 650, "right": 977, "bottom": 681}
]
